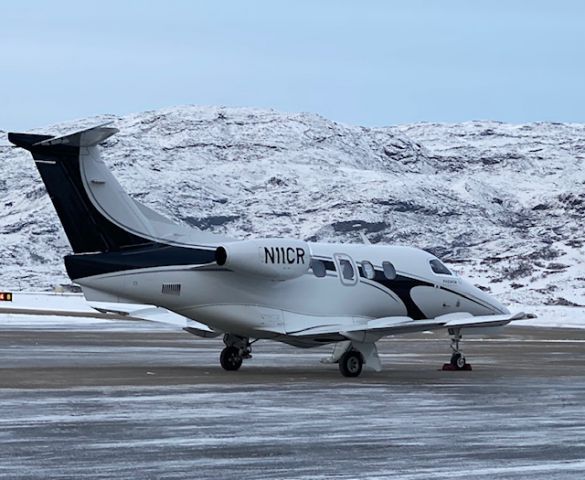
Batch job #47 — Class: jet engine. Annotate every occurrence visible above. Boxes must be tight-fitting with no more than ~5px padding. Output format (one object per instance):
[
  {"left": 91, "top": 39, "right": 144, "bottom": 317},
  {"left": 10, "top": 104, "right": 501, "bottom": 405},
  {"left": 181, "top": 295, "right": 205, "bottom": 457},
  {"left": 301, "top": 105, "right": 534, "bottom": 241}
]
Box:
[{"left": 215, "top": 238, "right": 311, "bottom": 281}]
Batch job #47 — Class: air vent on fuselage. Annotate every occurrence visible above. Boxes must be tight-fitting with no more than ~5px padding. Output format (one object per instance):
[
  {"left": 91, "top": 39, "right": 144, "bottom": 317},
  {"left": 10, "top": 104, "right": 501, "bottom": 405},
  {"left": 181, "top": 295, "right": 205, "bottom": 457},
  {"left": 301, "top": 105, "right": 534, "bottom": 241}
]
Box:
[{"left": 162, "top": 283, "right": 181, "bottom": 296}]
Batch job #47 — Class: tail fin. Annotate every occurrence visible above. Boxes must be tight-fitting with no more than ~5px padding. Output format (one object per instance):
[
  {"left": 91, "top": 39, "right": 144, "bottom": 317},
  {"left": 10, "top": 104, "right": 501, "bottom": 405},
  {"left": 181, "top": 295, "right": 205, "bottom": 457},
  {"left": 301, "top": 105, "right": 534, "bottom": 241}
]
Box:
[{"left": 9, "top": 125, "right": 154, "bottom": 253}]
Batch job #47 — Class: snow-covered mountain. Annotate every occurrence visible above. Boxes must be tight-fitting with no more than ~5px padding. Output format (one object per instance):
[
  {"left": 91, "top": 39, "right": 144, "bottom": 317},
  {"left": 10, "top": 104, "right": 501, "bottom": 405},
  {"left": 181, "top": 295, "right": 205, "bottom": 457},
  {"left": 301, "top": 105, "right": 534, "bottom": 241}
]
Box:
[{"left": 1, "top": 106, "right": 584, "bottom": 308}]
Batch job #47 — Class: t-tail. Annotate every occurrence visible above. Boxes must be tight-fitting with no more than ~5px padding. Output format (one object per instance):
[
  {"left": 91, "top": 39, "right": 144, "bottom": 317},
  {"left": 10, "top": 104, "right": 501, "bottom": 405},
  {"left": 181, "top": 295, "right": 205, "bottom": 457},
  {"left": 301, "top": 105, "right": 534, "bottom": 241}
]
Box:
[
  {"left": 9, "top": 125, "right": 156, "bottom": 253},
  {"left": 9, "top": 124, "right": 226, "bottom": 256}
]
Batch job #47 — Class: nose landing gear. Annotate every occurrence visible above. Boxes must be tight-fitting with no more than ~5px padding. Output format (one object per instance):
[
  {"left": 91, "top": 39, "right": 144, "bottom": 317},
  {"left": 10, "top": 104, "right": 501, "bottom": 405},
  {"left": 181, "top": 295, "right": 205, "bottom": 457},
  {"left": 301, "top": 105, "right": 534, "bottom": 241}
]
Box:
[{"left": 442, "top": 328, "right": 472, "bottom": 371}]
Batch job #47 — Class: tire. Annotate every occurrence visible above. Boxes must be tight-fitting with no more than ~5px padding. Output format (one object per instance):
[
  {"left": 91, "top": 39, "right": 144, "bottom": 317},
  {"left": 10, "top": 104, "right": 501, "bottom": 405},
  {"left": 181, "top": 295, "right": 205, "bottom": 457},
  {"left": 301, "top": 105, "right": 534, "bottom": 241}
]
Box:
[
  {"left": 339, "top": 351, "right": 363, "bottom": 377},
  {"left": 220, "top": 346, "right": 243, "bottom": 371},
  {"left": 450, "top": 352, "right": 466, "bottom": 370}
]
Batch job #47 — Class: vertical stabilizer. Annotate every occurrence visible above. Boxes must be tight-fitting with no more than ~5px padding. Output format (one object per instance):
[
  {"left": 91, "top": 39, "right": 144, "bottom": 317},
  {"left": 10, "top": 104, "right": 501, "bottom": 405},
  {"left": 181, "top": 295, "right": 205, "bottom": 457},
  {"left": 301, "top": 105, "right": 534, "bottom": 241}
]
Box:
[{"left": 9, "top": 125, "right": 152, "bottom": 253}]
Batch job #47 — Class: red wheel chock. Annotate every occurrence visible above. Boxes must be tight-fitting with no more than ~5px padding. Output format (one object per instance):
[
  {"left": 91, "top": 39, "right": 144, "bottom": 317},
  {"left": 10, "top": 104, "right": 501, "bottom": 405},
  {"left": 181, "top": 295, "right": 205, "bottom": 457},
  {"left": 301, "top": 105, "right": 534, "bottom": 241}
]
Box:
[{"left": 442, "top": 363, "right": 473, "bottom": 371}]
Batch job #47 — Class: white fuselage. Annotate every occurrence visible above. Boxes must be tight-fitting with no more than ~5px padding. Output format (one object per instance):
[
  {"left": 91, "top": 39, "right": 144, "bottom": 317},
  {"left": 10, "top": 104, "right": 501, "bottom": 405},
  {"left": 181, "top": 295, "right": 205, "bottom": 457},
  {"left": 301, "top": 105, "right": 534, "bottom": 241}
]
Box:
[{"left": 78, "top": 242, "right": 508, "bottom": 345}]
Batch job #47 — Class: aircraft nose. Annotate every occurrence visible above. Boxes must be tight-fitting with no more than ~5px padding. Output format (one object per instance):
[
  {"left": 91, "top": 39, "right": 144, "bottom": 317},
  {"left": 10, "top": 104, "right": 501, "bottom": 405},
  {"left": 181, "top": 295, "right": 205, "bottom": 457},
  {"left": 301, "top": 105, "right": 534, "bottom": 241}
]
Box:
[{"left": 463, "top": 280, "right": 510, "bottom": 315}]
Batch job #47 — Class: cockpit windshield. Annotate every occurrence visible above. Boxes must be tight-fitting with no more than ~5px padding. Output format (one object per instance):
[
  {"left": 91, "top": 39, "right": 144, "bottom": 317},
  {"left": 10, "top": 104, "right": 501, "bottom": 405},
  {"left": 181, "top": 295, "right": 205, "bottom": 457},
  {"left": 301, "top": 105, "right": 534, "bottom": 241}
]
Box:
[{"left": 430, "top": 259, "right": 452, "bottom": 275}]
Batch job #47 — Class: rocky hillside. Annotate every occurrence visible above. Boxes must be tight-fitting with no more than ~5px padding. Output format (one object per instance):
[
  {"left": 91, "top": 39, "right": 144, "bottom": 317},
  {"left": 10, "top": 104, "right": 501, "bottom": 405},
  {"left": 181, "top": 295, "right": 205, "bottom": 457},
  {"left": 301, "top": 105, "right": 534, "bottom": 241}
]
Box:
[{"left": 1, "top": 106, "right": 584, "bottom": 307}]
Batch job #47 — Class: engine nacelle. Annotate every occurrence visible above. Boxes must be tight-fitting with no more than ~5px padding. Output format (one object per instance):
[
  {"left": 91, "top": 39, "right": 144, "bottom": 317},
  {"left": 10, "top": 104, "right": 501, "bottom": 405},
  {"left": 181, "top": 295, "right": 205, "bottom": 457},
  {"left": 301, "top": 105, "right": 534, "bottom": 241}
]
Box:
[{"left": 215, "top": 238, "right": 311, "bottom": 281}]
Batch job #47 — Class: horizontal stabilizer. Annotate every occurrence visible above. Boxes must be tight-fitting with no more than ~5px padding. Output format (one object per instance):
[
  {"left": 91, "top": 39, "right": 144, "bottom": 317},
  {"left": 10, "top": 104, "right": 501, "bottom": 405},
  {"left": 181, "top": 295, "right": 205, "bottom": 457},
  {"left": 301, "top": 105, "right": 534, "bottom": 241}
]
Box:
[
  {"left": 9, "top": 124, "right": 118, "bottom": 150},
  {"left": 34, "top": 124, "right": 118, "bottom": 148}
]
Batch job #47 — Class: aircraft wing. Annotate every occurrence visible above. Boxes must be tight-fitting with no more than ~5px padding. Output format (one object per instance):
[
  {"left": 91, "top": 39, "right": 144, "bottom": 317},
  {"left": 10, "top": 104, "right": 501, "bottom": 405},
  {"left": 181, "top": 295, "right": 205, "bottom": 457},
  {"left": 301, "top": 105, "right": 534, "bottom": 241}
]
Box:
[
  {"left": 288, "top": 311, "right": 532, "bottom": 342},
  {"left": 0, "top": 302, "right": 220, "bottom": 338},
  {"left": 90, "top": 303, "right": 222, "bottom": 338}
]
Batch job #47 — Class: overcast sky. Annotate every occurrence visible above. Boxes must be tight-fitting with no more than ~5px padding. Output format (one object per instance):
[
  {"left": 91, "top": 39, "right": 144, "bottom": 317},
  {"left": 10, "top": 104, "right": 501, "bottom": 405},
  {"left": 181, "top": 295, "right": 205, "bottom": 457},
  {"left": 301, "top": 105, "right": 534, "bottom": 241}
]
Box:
[{"left": 1, "top": 0, "right": 584, "bottom": 130}]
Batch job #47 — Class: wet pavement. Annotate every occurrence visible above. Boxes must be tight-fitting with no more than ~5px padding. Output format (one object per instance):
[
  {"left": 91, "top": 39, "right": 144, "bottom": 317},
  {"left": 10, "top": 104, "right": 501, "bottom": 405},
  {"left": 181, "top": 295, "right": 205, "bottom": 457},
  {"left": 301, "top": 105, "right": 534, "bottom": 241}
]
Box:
[{"left": 1, "top": 316, "right": 585, "bottom": 479}]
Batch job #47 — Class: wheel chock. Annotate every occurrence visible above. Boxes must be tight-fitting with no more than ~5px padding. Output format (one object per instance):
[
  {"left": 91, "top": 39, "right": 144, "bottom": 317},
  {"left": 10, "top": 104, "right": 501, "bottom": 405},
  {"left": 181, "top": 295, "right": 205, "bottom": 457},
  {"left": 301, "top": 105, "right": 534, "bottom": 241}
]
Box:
[{"left": 442, "top": 363, "right": 473, "bottom": 371}]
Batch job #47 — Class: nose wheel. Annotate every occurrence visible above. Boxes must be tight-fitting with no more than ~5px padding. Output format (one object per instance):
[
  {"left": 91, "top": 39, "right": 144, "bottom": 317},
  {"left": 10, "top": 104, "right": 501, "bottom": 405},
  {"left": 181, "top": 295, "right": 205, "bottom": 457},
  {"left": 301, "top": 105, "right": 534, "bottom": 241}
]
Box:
[
  {"left": 450, "top": 352, "right": 467, "bottom": 370},
  {"left": 443, "top": 328, "right": 472, "bottom": 371}
]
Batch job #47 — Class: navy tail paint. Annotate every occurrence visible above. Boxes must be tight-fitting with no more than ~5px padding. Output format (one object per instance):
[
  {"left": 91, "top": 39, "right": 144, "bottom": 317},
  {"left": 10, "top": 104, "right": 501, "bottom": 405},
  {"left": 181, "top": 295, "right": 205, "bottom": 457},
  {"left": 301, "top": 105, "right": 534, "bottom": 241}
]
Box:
[{"left": 8, "top": 132, "right": 150, "bottom": 254}]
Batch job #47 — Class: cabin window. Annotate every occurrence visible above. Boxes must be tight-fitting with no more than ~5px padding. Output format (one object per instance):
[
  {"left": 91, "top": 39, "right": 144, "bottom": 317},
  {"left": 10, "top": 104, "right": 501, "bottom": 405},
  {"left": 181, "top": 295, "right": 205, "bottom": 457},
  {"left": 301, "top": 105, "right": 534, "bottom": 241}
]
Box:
[
  {"left": 430, "top": 259, "right": 452, "bottom": 275},
  {"left": 382, "top": 261, "right": 396, "bottom": 280},
  {"left": 361, "top": 261, "right": 375, "bottom": 280},
  {"left": 310, "top": 259, "right": 326, "bottom": 278}
]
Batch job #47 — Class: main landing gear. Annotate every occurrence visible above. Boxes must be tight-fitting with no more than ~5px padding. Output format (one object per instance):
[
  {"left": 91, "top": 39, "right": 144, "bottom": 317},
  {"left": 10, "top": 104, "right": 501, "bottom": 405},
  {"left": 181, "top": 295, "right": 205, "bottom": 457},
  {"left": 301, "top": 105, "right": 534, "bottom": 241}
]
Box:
[
  {"left": 338, "top": 350, "right": 364, "bottom": 378},
  {"left": 219, "top": 334, "right": 252, "bottom": 371},
  {"left": 321, "top": 341, "right": 368, "bottom": 377},
  {"left": 219, "top": 346, "right": 243, "bottom": 371},
  {"left": 443, "top": 328, "right": 472, "bottom": 371}
]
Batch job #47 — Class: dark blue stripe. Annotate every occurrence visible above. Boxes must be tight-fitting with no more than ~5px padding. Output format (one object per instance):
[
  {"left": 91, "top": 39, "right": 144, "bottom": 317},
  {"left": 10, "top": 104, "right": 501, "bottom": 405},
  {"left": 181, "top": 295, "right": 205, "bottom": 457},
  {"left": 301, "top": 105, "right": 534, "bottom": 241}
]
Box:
[{"left": 65, "top": 244, "right": 215, "bottom": 279}]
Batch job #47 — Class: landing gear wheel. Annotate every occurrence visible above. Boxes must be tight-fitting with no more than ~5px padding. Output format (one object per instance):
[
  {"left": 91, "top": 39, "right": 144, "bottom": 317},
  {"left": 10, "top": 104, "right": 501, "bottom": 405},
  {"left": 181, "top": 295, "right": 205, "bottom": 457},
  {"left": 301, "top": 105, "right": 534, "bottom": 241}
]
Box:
[
  {"left": 450, "top": 352, "right": 466, "bottom": 370},
  {"left": 339, "top": 351, "right": 363, "bottom": 378},
  {"left": 220, "top": 346, "right": 243, "bottom": 371}
]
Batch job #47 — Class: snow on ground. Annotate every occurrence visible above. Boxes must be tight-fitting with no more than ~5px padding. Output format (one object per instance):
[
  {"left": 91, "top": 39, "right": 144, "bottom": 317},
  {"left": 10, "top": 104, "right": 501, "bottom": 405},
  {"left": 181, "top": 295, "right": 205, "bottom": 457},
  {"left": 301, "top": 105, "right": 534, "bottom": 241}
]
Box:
[
  {"left": 8, "top": 291, "right": 92, "bottom": 311},
  {"left": 513, "top": 305, "right": 585, "bottom": 329}
]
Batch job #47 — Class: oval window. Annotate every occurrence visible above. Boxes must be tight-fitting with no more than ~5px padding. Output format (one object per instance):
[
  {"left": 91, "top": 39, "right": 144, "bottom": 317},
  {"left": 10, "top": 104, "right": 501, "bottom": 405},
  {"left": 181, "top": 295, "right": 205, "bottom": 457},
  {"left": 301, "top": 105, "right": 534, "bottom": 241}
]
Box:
[
  {"left": 382, "top": 261, "right": 396, "bottom": 280},
  {"left": 361, "top": 261, "right": 375, "bottom": 280},
  {"left": 310, "top": 259, "right": 326, "bottom": 278}
]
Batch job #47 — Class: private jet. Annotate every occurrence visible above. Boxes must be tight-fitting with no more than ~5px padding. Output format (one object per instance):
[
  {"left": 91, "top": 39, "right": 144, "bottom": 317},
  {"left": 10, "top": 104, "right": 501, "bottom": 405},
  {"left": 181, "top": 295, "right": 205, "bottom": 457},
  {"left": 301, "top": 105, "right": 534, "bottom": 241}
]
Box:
[{"left": 8, "top": 125, "right": 531, "bottom": 377}]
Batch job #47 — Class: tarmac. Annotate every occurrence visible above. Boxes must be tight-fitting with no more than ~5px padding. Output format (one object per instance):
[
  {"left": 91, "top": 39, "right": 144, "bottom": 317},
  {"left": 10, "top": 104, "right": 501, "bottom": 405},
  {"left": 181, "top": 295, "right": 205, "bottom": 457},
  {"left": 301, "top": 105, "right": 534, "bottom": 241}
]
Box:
[{"left": 1, "top": 316, "right": 585, "bottom": 479}]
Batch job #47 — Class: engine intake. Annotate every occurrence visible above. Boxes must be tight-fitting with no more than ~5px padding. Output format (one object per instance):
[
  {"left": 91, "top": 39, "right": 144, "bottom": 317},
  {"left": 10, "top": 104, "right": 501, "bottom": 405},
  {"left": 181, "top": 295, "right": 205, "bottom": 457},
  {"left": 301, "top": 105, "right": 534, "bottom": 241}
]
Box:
[{"left": 215, "top": 238, "right": 311, "bottom": 281}]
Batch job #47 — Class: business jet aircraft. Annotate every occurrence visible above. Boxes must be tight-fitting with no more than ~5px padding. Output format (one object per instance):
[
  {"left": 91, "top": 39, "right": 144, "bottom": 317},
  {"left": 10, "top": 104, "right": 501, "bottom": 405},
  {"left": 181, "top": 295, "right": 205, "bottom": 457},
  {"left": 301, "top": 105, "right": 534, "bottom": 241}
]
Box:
[{"left": 8, "top": 125, "right": 531, "bottom": 377}]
